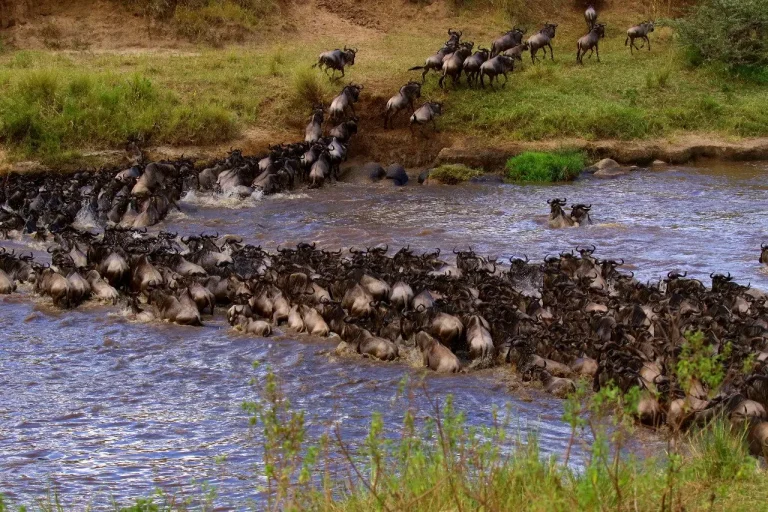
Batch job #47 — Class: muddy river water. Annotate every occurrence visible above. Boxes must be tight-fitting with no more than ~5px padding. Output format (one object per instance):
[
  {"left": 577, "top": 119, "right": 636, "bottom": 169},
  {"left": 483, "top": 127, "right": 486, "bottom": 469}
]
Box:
[{"left": 1, "top": 162, "right": 767, "bottom": 508}]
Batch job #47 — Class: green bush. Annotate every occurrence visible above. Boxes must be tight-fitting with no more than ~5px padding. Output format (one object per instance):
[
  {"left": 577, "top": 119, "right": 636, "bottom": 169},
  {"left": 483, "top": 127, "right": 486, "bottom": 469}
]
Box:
[
  {"left": 429, "top": 164, "right": 484, "bottom": 184},
  {"left": 676, "top": 0, "right": 768, "bottom": 71},
  {"left": 505, "top": 150, "right": 586, "bottom": 183}
]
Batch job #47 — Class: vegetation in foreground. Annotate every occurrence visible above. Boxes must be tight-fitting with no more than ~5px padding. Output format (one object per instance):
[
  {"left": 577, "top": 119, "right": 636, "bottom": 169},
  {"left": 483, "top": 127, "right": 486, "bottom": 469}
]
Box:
[
  {"left": 0, "top": 1, "right": 767, "bottom": 164},
  {"left": 4, "top": 367, "right": 767, "bottom": 511},
  {"left": 506, "top": 150, "right": 586, "bottom": 182}
]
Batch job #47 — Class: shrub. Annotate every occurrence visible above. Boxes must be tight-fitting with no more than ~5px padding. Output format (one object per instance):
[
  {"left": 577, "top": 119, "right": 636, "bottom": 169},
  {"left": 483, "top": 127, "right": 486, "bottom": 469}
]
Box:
[
  {"left": 505, "top": 150, "right": 586, "bottom": 182},
  {"left": 429, "top": 164, "right": 484, "bottom": 184},
  {"left": 676, "top": 0, "right": 768, "bottom": 71}
]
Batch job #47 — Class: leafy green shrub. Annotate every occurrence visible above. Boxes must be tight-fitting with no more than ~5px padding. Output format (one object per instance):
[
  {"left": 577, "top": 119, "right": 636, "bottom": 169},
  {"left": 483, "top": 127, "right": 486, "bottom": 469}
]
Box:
[
  {"left": 505, "top": 150, "right": 586, "bottom": 182},
  {"left": 675, "top": 330, "right": 729, "bottom": 395},
  {"left": 676, "top": 0, "right": 768, "bottom": 71},
  {"left": 429, "top": 164, "right": 484, "bottom": 184}
]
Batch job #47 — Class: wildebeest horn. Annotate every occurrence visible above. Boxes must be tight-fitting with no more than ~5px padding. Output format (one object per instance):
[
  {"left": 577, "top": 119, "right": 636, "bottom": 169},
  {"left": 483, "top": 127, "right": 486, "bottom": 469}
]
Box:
[{"left": 762, "top": 243, "right": 768, "bottom": 249}]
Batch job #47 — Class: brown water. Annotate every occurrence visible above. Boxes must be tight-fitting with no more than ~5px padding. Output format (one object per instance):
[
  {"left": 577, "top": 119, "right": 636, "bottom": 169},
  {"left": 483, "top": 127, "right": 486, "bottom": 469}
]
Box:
[{"left": 1, "top": 162, "right": 766, "bottom": 508}]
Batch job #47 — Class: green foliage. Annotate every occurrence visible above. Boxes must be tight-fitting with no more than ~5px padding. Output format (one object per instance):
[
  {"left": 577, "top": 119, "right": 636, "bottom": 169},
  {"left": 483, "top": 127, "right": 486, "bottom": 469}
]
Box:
[
  {"left": 429, "top": 164, "right": 484, "bottom": 184},
  {"left": 505, "top": 150, "right": 586, "bottom": 182},
  {"left": 676, "top": 0, "right": 768, "bottom": 72},
  {"left": 675, "top": 330, "right": 729, "bottom": 395},
  {"left": 0, "top": 68, "right": 237, "bottom": 163}
]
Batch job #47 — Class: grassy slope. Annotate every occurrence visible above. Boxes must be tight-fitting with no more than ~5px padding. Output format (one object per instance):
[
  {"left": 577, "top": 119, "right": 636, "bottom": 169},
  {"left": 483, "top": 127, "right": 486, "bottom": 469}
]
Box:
[{"left": 0, "top": 1, "right": 767, "bottom": 165}]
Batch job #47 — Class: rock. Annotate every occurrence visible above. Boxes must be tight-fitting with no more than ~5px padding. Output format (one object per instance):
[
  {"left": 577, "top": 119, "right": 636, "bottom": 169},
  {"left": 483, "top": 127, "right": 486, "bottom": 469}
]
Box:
[
  {"left": 385, "top": 164, "right": 409, "bottom": 186},
  {"left": 418, "top": 169, "right": 432, "bottom": 184},
  {"left": 595, "top": 158, "right": 620, "bottom": 170},
  {"left": 581, "top": 166, "right": 599, "bottom": 174},
  {"left": 594, "top": 167, "right": 630, "bottom": 178},
  {"left": 363, "top": 162, "right": 386, "bottom": 182},
  {"left": 652, "top": 159, "right": 667, "bottom": 166}
]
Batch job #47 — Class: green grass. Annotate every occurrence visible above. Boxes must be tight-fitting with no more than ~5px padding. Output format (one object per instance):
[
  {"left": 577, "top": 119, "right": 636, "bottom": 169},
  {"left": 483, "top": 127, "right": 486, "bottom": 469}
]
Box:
[
  {"left": 1, "top": 6, "right": 768, "bottom": 164},
  {"left": 0, "top": 65, "right": 238, "bottom": 164},
  {"left": 506, "top": 150, "right": 586, "bottom": 182},
  {"left": 428, "top": 163, "right": 484, "bottom": 184}
]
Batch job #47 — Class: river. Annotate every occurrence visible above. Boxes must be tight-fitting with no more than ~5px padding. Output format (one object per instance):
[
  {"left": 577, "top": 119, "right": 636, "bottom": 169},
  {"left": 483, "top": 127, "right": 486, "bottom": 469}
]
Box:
[{"left": 1, "top": 161, "right": 766, "bottom": 508}]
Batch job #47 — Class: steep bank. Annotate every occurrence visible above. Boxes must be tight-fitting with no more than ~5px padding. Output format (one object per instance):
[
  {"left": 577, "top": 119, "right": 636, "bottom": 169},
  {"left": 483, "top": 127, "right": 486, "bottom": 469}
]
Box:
[{"left": 1, "top": 0, "right": 767, "bottom": 169}]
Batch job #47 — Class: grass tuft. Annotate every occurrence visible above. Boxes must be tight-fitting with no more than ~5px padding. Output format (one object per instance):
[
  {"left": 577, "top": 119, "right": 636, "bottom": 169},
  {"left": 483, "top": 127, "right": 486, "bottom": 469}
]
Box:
[
  {"left": 506, "top": 150, "right": 586, "bottom": 182},
  {"left": 429, "top": 164, "right": 484, "bottom": 184}
]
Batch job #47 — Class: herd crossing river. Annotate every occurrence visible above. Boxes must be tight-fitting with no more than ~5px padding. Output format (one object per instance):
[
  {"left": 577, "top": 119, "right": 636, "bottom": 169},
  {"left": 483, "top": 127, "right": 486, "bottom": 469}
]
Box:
[{"left": 1, "top": 159, "right": 767, "bottom": 508}]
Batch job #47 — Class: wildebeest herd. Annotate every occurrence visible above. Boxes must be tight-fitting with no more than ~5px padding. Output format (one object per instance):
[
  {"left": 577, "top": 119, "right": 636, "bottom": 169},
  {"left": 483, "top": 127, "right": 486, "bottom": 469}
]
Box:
[
  {"left": 315, "top": 5, "right": 656, "bottom": 134},
  {"left": 1, "top": 226, "right": 768, "bottom": 454},
  {"left": 1, "top": 5, "right": 767, "bottom": 458}
]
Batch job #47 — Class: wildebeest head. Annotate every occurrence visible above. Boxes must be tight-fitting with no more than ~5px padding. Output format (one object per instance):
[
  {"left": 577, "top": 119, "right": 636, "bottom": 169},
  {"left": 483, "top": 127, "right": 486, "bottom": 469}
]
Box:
[
  {"left": 547, "top": 198, "right": 567, "bottom": 216},
  {"left": 760, "top": 244, "right": 768, "bottom": 265},
  {"left": 343, "top": 46, "right": 358, "bottom": 65}
]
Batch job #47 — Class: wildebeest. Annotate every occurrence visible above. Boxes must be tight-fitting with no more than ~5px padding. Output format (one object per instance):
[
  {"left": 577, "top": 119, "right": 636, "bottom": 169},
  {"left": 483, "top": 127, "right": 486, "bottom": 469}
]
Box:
[
  {"left": 490, "top": 28, "right": 525, "bottom": 57},
  {"left": 328, "top": 84, "right": 362, "bottom": 123},
  {"left": 439, "top": 41, "right": 474, "bottom": 89},
  {"left": 479, "top": 54, "right": 515, "bottom": 89},
  {"left": 416, "top": 331, "right": 460, "bottom": 373},
  {"left": 502, "top": 42, "right": 530, "bottom": 63},
  {"left": 462, "top": 47, "right": 490, "bottom": 87},
  {"left": 410, "top": 102, "right": 443, "bottom": 137},
  {"left": 585, "top": 5, "right": 597, "bottom": 30},
  {"left": 547, "top": 198, "right": 576, "bottom": 228},
  {"left": 760, "top": 243, "right": 768, "bottom": 266},
  {"left": 570, "top": 204, "right": 593, "bottom": 225},
  {"left": 577, "top": 23, "right": 606, "bottom": 64},
  {"left": 314, "top": 47, "right": 357, "bottom": 79},
  {"left": 528, "top": 23, "right": 558, "bottom": 63},
  {"left": 626, "top": 21, "right": 654, "bottom": 53},
  {"left": 408, "top": 42, "right": 458, "bottom": 84},
  {"left": 384, "top": 81, "right": 422, "bottom": 129},
  {"left": 304, "top": 106, "right": 324, "bottom": 143}
]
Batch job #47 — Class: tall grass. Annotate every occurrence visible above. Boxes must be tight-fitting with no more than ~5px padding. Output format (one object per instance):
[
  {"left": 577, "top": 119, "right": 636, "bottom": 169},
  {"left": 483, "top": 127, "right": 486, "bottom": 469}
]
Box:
[
  {"left": 0, "top": 67, "right": 237, "bottom": 163},
  {"left": 2, "top": 369, "right": 767, "bottom": 511},
  {"left": 506, "top": 150, "right": 586, "bottom": 182}
]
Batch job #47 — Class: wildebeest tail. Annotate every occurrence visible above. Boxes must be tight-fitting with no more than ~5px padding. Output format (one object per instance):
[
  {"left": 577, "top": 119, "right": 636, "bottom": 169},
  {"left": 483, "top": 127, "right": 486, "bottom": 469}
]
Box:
[{"left": 408, "top": 65, "right": 425, "bottom": 71}]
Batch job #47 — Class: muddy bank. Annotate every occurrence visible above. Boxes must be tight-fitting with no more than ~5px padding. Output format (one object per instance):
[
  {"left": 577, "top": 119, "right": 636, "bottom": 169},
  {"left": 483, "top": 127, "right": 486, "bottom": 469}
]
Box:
[{"left": 433, "top": 136, "right": 768, "bottom": 171}]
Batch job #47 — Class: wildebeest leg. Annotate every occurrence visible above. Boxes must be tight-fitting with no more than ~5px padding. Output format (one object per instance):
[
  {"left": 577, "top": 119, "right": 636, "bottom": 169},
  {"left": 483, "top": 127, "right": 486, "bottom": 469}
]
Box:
[
  {"left": 596, "top": 43, "right": 600, "bottom": 62},
  {"left": 340, "top": 68, "right": 345, "bottom": 77},
  {"left": 480, "top": 72, "right": 485, "bottom": 88},
  {"left": 628, "top": 37, "right": 634, "bottom": 54},
  {"left": 502, "top": 72, "right": 509, "bottom": 88},
  {"left": 588, "top": 47, "right": 594, "bottom": 59},
  {"left": 645, "top": 36, "right": 651, "bottom": 51},
  {"left": 431, "top": 118, "right": 439, "bottom": 133},
  {"left": 488, "top": 74, "right": 495, "bottom": 90},
  {"left": 576, "top": 46, "right": 582, "bottom": 64},
  {"left": 548, "top": 43, "right": 554, "bottom": 61},
  {"left": 438, "top": 74, "right": 446, "bottom": 89},
  {"left": 531, "top": 49, "right": 536, "bottom": 64}
]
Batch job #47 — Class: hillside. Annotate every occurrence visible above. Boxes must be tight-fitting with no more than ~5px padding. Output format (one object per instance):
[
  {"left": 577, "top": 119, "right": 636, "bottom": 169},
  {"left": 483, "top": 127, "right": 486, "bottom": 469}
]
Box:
[{"left": 1, "top": 0, "right": 766, "bottom": 170}]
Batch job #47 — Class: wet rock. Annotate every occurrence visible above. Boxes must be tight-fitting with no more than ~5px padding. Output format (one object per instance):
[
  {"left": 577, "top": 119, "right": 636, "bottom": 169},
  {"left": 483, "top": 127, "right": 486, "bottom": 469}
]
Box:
[
  {"left": 363, "top": 162, "right": 386, "bottom": 182},
  {"left": 385, "top": 164, "right": 409, "bottom": 186},
  {"left": 595, "top": 158, "right": 620, "bottom": 170},
  {"left": 594, "top": 167, "right": 630, "bottom": 178},
  {"left": 418, "top": 169, "right": 432, "bottom": 184}
]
